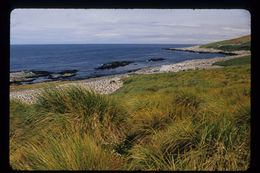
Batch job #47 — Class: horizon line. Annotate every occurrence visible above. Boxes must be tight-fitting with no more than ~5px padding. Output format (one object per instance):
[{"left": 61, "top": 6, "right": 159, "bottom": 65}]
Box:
[{"left": 10, "top": 43, "right": 202, "bottom": 45}]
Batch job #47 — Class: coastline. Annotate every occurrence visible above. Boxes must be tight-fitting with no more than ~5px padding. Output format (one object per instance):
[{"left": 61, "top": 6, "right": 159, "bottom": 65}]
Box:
[
  {"left": 166, "top": 45, "right": 250, "bottom": 55},
  {"left": 133, "top": 45, "right": 250, "bottom": 74},
  {"left": 10, "top": 45, "right": 251, "bottom": 104}
]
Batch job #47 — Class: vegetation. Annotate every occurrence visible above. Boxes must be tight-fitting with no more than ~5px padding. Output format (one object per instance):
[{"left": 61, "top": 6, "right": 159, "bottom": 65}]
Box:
[
  {"left": 10, "top": 87, "right": 127, "bottom": 170},
  {"left": 200, "top": 35, "right": 251, "bottom": 52},
  {"left": 10, "top": 80, "right": 70, "bottom": 92},
  {"left": 213, "top": 55, "right": 251, "bottom": 67},
  {"left": 10, "top": 57, "right": 251, "bottom": 170}
]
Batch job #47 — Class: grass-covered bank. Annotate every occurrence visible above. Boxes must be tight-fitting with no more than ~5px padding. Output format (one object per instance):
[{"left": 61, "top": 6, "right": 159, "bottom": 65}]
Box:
[
  {"left": 213, "top": 55, "right": 251, "bottom": 66},
  {"left": 200, "top": 35, "right": 251, "bottom": 52},
  {"left": 10, "top": 59, "right": 251, "bottom": 170}
]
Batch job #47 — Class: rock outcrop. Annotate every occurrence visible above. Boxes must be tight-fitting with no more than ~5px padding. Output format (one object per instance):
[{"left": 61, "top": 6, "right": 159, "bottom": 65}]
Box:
[
  {"left": 96, "top": 61, "right": 134, "bottom": 69},
  {"left": 10, "top": 70, "right": 53, "bottom": 84},
  {"left": 10, "top": 69, "right": 78, "bottom": 84},
  {"left": 148, "top": 58, "right": 165, "bottom": 62}
]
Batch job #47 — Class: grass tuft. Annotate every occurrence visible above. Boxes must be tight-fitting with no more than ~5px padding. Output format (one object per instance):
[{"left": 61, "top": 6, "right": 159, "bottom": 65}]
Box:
[{"left": 10, "top": 62, "right": 250, "bottom": 170}]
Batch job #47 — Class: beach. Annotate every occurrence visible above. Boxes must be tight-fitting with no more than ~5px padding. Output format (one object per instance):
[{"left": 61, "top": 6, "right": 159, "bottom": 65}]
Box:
[
  {"left": 10, "top": 9, "right": 251, "bottom": 171},
  {"left": 10, "top": 45, "right": 251, "bottom": 104}
]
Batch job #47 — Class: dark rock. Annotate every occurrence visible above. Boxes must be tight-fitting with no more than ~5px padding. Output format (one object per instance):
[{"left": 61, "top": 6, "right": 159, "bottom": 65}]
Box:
[
  {"left": 10, "top": 69, "right": 79, "bottom": 85},
  {"left": 58, "top": 69, "right": 78, "bottom": 75},
  {"left": 96, "top": 61, "right": 134, "bottom": 70},
  {"left": 110, "top": 80, "right": 116, "bottom": 84},
  {"left": 31, "top": 70, "right": 53, "bottom": 77},
  {"left": 148, "top": 58, "right": 165, "bottom": 62},
  {"left": 10, "top": 70, "right": 52, "bottom": 83}
]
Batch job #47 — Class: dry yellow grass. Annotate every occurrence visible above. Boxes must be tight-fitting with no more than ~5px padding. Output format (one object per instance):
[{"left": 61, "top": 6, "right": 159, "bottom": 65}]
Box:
[
  {"left": 10, "top": 64, "right": 251, "bottom": 170},
  {"left": 226, "top": 35, "right": 251, "bottom": 43},
  {"left": 9, "top": 37, "right": 251, "bottom": 170}
]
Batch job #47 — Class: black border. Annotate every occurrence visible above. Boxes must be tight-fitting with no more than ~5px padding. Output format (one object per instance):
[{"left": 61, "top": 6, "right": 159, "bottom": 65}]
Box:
[
  {"left": 8, "top": 0, "right": 252, "bottom": 9},
  {"left": 2, "top": 0, "right": 255, "bottom": 172}
]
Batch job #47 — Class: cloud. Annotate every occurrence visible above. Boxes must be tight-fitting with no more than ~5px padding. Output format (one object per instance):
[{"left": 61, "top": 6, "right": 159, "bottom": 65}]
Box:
[
  {"left": 222, "top": 27, "right": 250, "bottom": 33},
  {"left": 94, "top": 33, "right": 121, "bottom": 38},
  {"left": 10, "top": 9, "right": 251, "bottom": 44}
]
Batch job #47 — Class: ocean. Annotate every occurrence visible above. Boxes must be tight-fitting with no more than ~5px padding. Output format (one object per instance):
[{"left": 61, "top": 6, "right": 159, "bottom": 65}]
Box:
[{"left": 10, "top": 44, "right": 227, "bottom": 84}]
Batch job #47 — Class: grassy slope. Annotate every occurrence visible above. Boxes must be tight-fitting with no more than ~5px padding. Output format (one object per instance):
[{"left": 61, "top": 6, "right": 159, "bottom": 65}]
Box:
[
  {"left": 213, "top": 55, "right": 251, "bottom": 66},
  {"left": 200, "top": 35, "right": 251, "bottom": 51},
  {"left": 10, "top": 59, "right": 251, "bottom": 170},
  {"left": 10, "top": 35, "right": 251, "bottom": 171}
]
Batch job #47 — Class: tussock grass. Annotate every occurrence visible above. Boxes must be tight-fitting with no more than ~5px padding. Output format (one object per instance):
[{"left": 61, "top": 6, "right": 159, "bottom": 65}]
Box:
[
  {"left": 11, "top": 129, "right": 124, "bottom": 170},
  {"left": 127, "top": 111, "right": 250, "bottom": 171},
  {"left": 10, "top": 63, "right": 250, "bottom": 170},
  {"left": 36, "top": 86, "right": 126, "bottom": 122},
  {"left": 35, "top": 86, "right": 128, "bottom": 144}
]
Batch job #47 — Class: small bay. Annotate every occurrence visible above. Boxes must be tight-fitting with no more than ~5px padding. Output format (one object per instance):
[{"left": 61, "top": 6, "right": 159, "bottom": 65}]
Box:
[{"left": 10, "top": 44, "right": 227, "bottom": 84}]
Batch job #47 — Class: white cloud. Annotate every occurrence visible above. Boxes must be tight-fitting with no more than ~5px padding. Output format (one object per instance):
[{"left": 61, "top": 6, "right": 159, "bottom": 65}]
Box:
[{"left": 10, "top": 9, "right": 251, "bottom": 44}]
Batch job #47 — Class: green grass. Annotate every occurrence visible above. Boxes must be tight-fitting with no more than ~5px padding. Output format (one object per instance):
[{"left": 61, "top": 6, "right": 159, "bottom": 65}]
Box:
[
  {"left": 200, "top": 41, "right": 250, "bottom": 52},
  {"left": 213, "top": 55, "right": 251, "bottom": 66},
  {"left": 10, "top": 63, "right": 250, "bottom": 170},
  {"left": 200, "top": 35, "right": 251, "bottom": 52}
]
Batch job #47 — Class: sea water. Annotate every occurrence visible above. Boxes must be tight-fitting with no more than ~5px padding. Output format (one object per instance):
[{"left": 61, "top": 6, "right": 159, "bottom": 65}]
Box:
[{"left": 10, "top": 44, "right": 227, "bottom": 84}]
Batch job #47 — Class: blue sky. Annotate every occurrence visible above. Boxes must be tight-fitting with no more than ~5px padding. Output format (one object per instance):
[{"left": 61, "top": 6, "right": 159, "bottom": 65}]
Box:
[{"left": 10, "top": 9, "right": 250, "bottom": 44}]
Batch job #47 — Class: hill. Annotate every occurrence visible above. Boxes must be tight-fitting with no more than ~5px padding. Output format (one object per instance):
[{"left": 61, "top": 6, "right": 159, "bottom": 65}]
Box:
[{"left": 200, "top": 35, "right": 251, "bottom": 51}]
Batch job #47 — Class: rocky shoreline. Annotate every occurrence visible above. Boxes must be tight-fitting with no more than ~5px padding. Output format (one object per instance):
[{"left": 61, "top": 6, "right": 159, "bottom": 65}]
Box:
[
  {"left": 10, "top": 73, "right": 129, "bottom": 104},
  {"left": 10, "top": 45, "right": 250, "bottom": 104},
  {"left": 165, "top": 45, "right": 244, "bottom": 55},
  {"left": 136, "top": 53, "right": 250, "bottom": 74},
  {"left": 10, "top": 69, "right": 78, "bottom": 85}
]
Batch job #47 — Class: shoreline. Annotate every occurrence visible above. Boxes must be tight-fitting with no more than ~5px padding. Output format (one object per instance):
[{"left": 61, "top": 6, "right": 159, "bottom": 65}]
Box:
[
  {"left": 10, "top": 46, "right": 251, "bottom": 103},
  {"left": 166, "top": 45, "right": 250, "bottom": 55},
  {"left": 134, "top": 45, "right": 250, "bottom": 74}
]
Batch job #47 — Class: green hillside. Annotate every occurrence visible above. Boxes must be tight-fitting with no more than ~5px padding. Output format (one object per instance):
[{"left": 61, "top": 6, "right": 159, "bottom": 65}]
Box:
[{"left": 200, "top": 35, "right": 251, "bottom": 52}]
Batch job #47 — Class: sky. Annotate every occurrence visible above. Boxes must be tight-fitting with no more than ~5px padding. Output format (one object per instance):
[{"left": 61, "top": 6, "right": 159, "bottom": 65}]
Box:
[{"left": 10, "top": 9, "right": 251, "bottom": 44}]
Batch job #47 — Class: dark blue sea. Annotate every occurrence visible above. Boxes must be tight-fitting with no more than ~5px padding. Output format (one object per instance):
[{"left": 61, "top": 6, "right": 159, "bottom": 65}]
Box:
[{"left": 10, "top": 44, "right": 227, "bottom": 84}]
